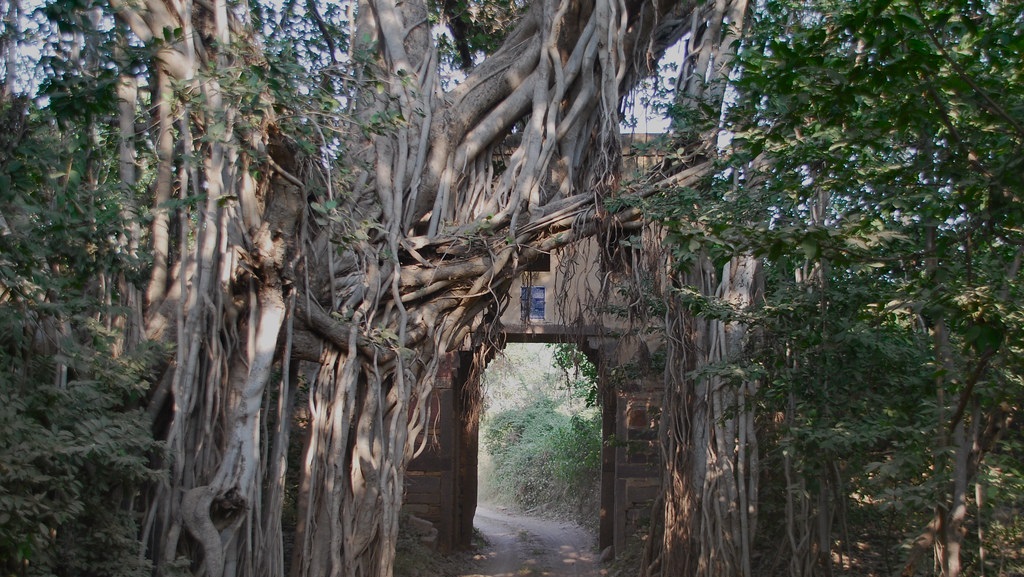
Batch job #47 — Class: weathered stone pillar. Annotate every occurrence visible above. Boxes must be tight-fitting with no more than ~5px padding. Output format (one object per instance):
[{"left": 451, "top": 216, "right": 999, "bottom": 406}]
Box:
[
  {"left": 404, "top": 352, "right": 461, "bottom": 551},
  {"left": 453, "top": 349, "right": 479, "bottom": 549}
]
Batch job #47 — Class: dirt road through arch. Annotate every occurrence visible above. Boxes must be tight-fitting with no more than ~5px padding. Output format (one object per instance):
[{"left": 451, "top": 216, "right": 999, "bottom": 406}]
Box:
[{"left": 460, "top": 505, "right": 603, "bottom": 577}]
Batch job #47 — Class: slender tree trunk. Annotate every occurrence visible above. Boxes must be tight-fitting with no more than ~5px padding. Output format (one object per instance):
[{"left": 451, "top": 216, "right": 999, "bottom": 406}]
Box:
[
  {"left": 146, "top": 66, "right": 174, "bottom": 315},
  {"left": 115, "top": 57, "right": 145, "bottom": 351},
  {"left": 1, "top": 0, "right": 18, "bottom": 98},
  {"left": 645, "top": 2, "right": 758, "bottom": 575}
]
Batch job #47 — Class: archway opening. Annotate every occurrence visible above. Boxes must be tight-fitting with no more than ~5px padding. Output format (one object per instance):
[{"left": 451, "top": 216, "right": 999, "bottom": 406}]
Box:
[{"left": 477, "top": 342, "right": 602, "bottom": 529}]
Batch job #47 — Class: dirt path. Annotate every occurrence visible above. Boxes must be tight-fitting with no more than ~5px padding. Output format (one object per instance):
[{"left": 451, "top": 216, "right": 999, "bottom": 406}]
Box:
[{"left": 459, "top": 505, "right": 603, "bottom": 577}]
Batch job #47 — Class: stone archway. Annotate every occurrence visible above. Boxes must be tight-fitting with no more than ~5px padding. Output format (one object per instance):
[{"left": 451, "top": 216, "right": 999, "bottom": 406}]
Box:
[
  {"left": 402, "top": 136, "right": 668, "bottom": 556},
  {"left": 403, "top": 329, "right": 662, "bottom": 558}
]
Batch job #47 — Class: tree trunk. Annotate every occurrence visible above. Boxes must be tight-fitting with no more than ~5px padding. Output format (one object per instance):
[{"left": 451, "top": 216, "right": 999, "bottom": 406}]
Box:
[
  {"left": 658, "top": 255, "right": 761, "bottom": 577},
  {"left": 643, "top": 1, "right": 757, "bottom": 575},
  {"left": 110, "top": 0, "right": 705, "bottom": 573}
]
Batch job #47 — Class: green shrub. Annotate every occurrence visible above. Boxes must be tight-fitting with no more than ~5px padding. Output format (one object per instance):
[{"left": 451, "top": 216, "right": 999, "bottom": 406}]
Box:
[
  {"left": 0, "top": 325, "right": 160, "bottom": 577},
  {"left": 481, "top": 397, "right": 601, "bottom": 525}
]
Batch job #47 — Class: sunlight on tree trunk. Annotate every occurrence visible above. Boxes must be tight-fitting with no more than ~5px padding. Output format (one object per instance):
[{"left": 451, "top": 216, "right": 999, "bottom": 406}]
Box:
[
  {"left": 109, "top": 0, "right": 699, "bottom": 572},
  {"left": 639, "top": 1, "right": 759, "bottom": 576}
]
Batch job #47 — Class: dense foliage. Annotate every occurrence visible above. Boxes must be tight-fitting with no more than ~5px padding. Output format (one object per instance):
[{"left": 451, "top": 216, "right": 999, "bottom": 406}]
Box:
[
  {"left": 482, "top": 398, "right": 601, "bottom": 518},
  {"left": 0, "top": 92, "right": 160, "bottom": 575},
  {"left": 550, "top": 343, "right": 600, "bottom": 407},
  {"left": 479, "top": 344, "right": 602, "bottom": 526},
  {"left": 0, "top": 333, "right": 159, "bottom": 577},
  {"left": 648, "top": 0, "right": 1024, "bottom": 573}
]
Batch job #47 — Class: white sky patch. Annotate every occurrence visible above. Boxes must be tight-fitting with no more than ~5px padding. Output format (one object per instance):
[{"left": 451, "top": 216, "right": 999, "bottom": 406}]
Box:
[
  {"left": 6, "top": 0, "right": 50, "bottom": 97},
  {"left": 622, "top": 39, "right": 685, "bottom": 135}
]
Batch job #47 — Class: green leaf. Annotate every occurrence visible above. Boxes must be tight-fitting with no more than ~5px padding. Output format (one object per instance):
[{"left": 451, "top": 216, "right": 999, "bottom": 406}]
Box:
[{"left": 800, "top": 238, "right": 819, "bottom": 260}]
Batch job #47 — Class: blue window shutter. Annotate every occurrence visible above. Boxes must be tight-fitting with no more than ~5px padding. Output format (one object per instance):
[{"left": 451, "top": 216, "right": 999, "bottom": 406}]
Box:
[
  {"left": 520, "top": 286, "right": 545, "bottom": 321},
  {"left": 530, "top": 286, "right": 545, "bottom": 320}
]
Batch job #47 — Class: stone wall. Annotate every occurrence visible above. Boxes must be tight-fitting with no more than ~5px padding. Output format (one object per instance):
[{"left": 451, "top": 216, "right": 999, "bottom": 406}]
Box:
[
  {"left": 404, "top": 351, "right": 478, "bottom": 552},
  {"left": 613, "top": 387, "right": 661, "bottom": 554}
]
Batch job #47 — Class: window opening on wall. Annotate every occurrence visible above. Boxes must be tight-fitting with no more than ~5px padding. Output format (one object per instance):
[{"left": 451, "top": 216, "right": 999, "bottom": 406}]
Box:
[
  {"left": 525, "top": 252, "right": 551, "bottom": 272},
  {"left": 520, "top": 285, "right": 545, "bottom": 322}
]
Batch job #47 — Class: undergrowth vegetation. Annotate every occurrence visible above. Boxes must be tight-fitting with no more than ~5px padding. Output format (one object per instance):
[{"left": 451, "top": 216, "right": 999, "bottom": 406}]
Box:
[
  {"left": 478, "top": 344, "right": 602, "bottom": 528},
  {"left": 0, "top": 96, "right": 161, "bottom": 576}
]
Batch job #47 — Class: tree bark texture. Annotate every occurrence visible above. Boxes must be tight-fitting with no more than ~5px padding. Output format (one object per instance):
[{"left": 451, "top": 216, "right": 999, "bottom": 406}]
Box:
[
  {"left": 639, "top": 1, "right": 758, "bottom": 575},
  {"left": 107, "top": 0, "right": 708, "bottom": 574},
  {"left": 654, "top": 255, "right": 761, "bottom": 577}
]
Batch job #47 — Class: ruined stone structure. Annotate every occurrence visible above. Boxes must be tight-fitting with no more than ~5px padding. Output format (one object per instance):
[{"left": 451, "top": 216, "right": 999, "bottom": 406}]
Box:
[
  {"left": 402, "top": 135, "right": 666, "bottom": 555},
  {"left": 403, "top": 350, "right": 480, "bottom": 551}
]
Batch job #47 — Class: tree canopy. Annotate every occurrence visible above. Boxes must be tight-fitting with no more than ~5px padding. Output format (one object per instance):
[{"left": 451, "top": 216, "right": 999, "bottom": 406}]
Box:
[
  {"left": 0, "top": 0, "right": 1020, "bottom": 575},
  {"left": 638, "top": 0, "right": 1023, "bottom": 574}
]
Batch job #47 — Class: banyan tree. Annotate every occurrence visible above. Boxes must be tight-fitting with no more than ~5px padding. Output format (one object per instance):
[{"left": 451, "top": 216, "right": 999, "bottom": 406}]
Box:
[
  {"left": 3, "top": 0, "right": 1021, "bottom": 574},
  {"left": 99, "top": 0, "right": 754, "bottom": 573}
]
